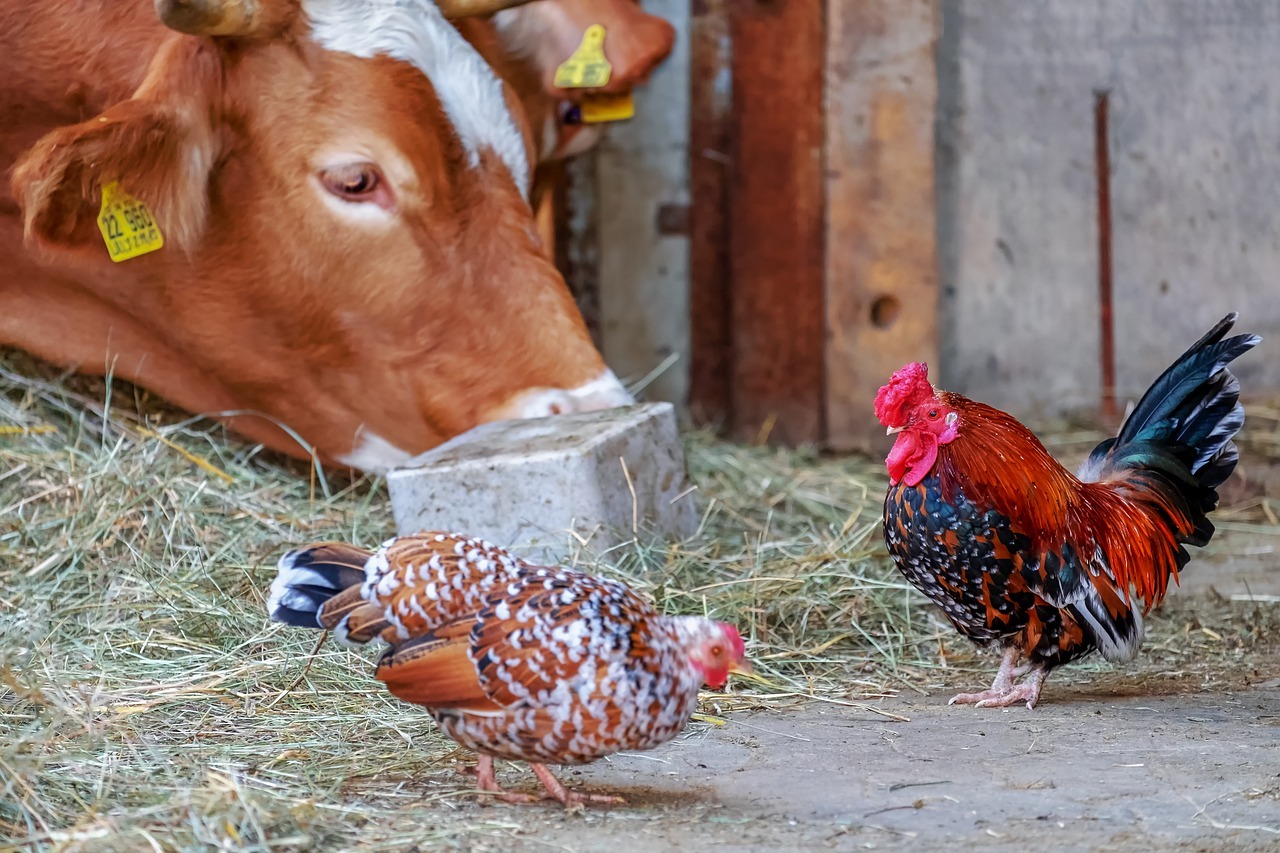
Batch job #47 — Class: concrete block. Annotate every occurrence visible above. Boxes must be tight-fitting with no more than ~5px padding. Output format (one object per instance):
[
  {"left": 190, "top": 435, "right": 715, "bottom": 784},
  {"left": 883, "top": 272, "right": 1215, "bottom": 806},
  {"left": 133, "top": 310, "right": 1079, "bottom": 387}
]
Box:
[{"left": 386, "top": 403, "right": 699, "bottom": 563}]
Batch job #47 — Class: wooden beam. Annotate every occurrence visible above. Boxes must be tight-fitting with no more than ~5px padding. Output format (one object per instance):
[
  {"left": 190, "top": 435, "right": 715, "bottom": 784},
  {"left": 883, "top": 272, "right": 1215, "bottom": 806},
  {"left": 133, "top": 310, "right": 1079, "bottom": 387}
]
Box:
[
  {"left": 687, "top": 0, "right": 733, "bottom": 428},
  {"left": 726, "top": 0, "right": 826, "bottom": 445},
  {"left": 824, "top": 0, "right": 940, "bottom": 452},
  {"left": 556, "top": 156, "right": 605, "bottom": 350},
  {"left": 533, "top": 164, "right": 559, "bottom": 262}
]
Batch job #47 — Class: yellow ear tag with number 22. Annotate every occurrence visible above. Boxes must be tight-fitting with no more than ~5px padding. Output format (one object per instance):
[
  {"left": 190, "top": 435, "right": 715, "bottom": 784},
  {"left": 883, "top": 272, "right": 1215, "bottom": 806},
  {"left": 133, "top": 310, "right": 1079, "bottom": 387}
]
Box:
[
  {"left": 98, "top": 181, "right": 164, "bottom": 262},
  {"left": 554, "top": 24, "right": 612, "bottom": 89}
]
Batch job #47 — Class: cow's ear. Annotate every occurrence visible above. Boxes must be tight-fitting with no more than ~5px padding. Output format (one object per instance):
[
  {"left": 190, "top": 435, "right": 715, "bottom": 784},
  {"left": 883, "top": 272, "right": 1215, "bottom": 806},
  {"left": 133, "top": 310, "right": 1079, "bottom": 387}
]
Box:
[
  {"left": 11, "top": 38, "right": 220, "bottom": 261},
  {"left": 498, "top": 1, "right": 676, "bottom": 96}
]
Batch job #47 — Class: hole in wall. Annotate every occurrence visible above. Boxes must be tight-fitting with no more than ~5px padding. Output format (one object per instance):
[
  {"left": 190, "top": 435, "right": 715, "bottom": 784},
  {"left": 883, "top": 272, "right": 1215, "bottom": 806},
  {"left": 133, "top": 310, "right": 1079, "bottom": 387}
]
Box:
[{"left": 870, "top": 296, "right": 901, "bottom": 329}]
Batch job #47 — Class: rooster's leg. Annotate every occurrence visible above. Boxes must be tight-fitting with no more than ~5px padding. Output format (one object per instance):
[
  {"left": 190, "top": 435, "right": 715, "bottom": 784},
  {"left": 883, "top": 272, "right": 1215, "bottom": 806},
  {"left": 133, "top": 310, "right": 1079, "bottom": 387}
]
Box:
[
  {"left": 473, "top": 754, "right": 538, "bottom": 804},
  {"left": 950, "top": 652, "right": 1049, "bottom": 711},
  {"left": 529, "top": 763, "right": 625, "bottom": 806},
  {"left": 948, "top": 646, "right": 1027, "bottom": 706},
  {"left": 973, "top": 665, "right": 1047, "bottom": 710}
]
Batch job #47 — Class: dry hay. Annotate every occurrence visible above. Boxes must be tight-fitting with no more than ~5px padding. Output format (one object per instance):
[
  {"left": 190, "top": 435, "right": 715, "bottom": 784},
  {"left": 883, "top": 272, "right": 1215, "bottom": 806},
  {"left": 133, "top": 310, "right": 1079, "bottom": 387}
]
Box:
[{"left": 1, "top": 351, "right": 1277, "bottom": 851}]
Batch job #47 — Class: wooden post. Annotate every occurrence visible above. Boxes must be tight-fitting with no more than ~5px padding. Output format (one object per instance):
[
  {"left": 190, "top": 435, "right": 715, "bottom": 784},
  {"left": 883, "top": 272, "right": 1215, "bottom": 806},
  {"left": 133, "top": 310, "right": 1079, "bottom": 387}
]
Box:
[
  {"left": 823, "top": 0, "right": 940, "bottom": 452},
  {"left": 725, "top": 0, "right": 826, "bottom": 445},
  {"left": 558, "top": 156, "right": 605, "bottom": 350},
  {"left": 688, "top": 0, "right": 734, "bottom": 428},
  {"left": 533, "top": 164, "right": 559, "bottom": 262},
  {"left": 688, "top": 0, "right": 939, "bottom": 448}
]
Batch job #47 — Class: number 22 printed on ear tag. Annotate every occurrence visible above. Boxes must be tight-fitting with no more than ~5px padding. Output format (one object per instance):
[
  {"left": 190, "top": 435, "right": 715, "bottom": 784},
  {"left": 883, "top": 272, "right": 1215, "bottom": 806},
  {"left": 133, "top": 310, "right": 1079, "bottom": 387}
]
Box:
[
  {"left": 98, "top": 181, "right": 164, "bottom": 262},
  {"left": 553, "top": 24, "right": 612, "bottom": 89}
]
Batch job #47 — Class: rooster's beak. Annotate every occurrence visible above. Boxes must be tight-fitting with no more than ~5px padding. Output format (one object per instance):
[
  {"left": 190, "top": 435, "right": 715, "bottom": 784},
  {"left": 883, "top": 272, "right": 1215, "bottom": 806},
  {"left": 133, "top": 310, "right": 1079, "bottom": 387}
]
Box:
[{"left": 886, "top": 425, "right": 904, "bottom": 435}]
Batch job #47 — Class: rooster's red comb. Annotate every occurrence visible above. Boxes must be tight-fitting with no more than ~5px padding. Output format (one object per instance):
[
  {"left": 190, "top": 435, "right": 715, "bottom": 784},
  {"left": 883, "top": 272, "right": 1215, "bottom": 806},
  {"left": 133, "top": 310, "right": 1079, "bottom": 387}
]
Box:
[{"left": 874, "top": 362, "right": 934, "bottom": 427}]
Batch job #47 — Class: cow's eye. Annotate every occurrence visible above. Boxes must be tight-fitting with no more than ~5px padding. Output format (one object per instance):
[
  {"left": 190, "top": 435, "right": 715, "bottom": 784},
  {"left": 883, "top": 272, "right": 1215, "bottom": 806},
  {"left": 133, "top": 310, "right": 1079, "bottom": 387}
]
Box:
[{"left": 320, "top": 163, "right": 383, "bottom": 200}]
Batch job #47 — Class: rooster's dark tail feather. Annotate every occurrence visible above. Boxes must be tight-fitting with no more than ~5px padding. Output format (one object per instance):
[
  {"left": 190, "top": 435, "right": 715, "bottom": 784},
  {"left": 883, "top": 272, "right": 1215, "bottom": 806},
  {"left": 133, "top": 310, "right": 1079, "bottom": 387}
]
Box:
[{"left": 1080, "top": 312, "right": 1260, "bottom": 547}]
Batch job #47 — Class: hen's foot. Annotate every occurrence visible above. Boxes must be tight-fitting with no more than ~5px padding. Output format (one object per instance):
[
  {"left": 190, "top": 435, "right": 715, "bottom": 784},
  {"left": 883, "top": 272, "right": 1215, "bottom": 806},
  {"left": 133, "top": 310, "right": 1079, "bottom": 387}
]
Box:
[
  {"left": 531, "top": 763, "right": 626, "bottom": 807},
  {"left": 473, "top": 755, "right": 541, "bottom": 804}
]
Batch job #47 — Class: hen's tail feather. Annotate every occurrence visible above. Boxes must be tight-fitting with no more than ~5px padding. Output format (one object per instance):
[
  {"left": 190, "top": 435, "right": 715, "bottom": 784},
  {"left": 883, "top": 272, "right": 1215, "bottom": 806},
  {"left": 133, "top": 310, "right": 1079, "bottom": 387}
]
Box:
[{"left": 268, "top": 542, "right": 371, "bottom": 629}]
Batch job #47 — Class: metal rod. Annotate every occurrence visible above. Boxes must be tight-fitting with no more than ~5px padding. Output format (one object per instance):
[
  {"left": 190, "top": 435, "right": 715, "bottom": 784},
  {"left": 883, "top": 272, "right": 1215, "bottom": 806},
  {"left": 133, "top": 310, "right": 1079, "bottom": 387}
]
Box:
[{"left": 1094, "top": 89, "right": 1118, "bottom": 423}]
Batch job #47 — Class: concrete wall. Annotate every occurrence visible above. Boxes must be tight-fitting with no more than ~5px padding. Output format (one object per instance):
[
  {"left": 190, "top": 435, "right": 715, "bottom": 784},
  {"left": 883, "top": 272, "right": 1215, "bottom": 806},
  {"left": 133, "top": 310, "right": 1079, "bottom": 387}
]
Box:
[
  {"left": 591, "top": 0, "right": 691, "bottom": 407},
  {"left": 937, "top": 0, "right": 1280, "bottom": 417}
]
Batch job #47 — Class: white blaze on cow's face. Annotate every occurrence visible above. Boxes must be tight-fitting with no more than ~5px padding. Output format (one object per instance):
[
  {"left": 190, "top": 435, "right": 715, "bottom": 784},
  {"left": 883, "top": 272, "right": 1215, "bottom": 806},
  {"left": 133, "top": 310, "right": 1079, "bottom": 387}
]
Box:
[{"left": 303, "top": 0, "right": 531, "bottom": 197}]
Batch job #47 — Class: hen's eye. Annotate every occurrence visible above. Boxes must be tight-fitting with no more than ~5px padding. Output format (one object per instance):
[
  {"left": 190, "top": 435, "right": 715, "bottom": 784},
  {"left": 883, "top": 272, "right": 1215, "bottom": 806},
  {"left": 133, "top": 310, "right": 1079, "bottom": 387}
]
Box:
[
  {"left": 928, "top": 409, "right": 939, "bottom": 419},
  {"left": 320, "top": 164, "right": 382, "bottom": 200},
  {"left": 710, "top": 645, "right": 724, "bottom": 657}
]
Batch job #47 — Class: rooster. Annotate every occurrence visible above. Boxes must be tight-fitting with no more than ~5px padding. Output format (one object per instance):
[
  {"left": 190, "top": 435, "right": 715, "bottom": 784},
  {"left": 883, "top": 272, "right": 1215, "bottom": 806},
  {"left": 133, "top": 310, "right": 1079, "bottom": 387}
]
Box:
[
  {"left": 875, "top": 313, "right": 1260, "bottom": 709},
  {"left": 267, "top": 532, "right": 749, "bottom": 805}
]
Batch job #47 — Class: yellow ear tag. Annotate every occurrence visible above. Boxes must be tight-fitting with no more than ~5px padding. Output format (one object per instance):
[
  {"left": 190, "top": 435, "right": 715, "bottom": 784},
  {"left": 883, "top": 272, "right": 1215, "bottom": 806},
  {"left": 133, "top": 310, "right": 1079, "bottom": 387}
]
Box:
[
  {"left": 97, "top": 181, "right": 164, "bottom": 262},
  {"left": 553, "top": 24, "right": 612, "bottom": 89},
  {"left": 580, "top": 91, "right": 635, "bottom": 124}
]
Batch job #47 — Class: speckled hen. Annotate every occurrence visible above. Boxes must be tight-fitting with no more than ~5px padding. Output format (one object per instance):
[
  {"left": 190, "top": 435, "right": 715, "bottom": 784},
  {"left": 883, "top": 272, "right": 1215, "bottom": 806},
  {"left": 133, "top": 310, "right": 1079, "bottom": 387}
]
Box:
[
  {"left": 875, "top": 314, "right": 1259, "bottom": 709},
  {"left": 267, "top": 532, "right": 749, "bottom": 805}
]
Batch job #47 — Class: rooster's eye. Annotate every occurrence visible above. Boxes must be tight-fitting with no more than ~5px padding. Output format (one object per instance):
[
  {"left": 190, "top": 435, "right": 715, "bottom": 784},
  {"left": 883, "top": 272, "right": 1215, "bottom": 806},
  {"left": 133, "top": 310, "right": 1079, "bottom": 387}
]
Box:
[{"left": 928, "top": 409, "right": 939, "bottom": 419}]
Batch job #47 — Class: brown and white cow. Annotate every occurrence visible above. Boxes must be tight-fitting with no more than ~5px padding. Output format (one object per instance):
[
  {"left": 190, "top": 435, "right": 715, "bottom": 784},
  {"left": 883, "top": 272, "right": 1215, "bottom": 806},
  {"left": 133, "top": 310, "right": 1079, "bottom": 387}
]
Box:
[{"left": 0, "top": 0, "right": 670, "bottom": 473}]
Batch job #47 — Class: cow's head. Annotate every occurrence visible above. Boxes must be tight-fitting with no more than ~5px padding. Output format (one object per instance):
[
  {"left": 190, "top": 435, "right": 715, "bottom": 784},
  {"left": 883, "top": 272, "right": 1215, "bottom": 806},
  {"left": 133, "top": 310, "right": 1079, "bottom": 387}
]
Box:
[
  {"left": 11, "top": 0, "right": 634, "bottom": 472},
  {"left": 489, "top": 0, "right": 677, "bottom": 162}
]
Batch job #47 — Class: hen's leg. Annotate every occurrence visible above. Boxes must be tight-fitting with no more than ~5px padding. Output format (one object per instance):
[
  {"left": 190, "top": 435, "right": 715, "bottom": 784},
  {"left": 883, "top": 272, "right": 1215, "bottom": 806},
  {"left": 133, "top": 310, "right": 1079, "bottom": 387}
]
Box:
[
  {"left": 948, "top": 647, "right": 1023, "bottom": 706},
  {"left": 474, "top": 755, "right": 538, "bottom": 804},
  {"left": 530, "top": 763, "right": 626, "bottom": 806}
]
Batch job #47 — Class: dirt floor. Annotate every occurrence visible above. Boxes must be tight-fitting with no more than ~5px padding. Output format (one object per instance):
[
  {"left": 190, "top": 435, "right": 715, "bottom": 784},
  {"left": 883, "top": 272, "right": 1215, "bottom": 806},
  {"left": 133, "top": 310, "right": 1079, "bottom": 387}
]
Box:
[
  {"left": 376, "top": 678, "right": 1280, "bottom": 853},
  {"left": 277, "top": 534, "right": 1280, "bottom": 853},
  {"left": 466, "top": 685, "right": 1280, "bottom": 852},
  {"left": 5, "top": 378, "right": 1280, "bottom": 851}
]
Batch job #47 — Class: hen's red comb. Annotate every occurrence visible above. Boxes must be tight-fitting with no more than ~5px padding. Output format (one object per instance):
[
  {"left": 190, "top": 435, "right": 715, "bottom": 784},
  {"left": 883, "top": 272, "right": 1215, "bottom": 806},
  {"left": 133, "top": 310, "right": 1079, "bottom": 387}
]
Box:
[
  {"left": 716, "top": 623, "right": 746, "bottom": 658},
  {"left": 874, "top": 362, "right": 934, "bottom": 427}
]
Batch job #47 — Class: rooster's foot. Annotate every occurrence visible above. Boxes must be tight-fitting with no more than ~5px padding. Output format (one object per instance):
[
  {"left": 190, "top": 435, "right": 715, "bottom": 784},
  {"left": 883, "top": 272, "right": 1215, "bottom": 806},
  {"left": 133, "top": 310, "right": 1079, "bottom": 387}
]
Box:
[{"left": 949, "top": 665, "right": 1047, "bottom": 710}]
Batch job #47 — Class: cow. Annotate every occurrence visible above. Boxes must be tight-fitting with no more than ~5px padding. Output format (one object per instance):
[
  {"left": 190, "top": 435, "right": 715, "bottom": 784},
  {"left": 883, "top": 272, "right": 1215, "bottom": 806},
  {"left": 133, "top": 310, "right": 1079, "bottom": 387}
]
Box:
[{"left": 0, "top": 0, "right": 673, "bottom": 473}]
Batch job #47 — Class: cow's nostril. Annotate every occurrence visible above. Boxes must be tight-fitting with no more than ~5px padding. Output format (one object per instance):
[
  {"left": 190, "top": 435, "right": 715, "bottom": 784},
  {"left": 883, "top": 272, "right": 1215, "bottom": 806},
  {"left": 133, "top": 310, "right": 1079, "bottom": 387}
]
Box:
[{"left": 526, "top": 390, "right": 575, "bottom": 418}]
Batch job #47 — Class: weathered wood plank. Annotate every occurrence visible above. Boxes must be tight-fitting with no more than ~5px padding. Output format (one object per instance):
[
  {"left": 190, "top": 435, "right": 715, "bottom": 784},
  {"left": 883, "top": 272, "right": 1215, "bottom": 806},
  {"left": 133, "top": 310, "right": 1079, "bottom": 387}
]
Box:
[
  {"left": 687, "top": 0, "right": 733, "bottom": 428},
  {"left": 559, "top": 155, "right": 604, "bottom": 349},
  {"left": 727, "top": 0, "right": 826, "bottom": 445},
  {"left": 825, "top": 0, "right": 941, "bottom": 452}
]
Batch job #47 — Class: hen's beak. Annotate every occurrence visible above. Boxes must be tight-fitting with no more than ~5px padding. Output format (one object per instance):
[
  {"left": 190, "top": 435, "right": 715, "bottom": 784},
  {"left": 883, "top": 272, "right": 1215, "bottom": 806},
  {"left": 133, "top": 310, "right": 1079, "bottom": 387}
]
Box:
[
  {"left": 886, "top": 425, "right": 904, "bottom": 435},
  {"left": 729, "top": 659, "right": 753, "bottom": 675}
]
